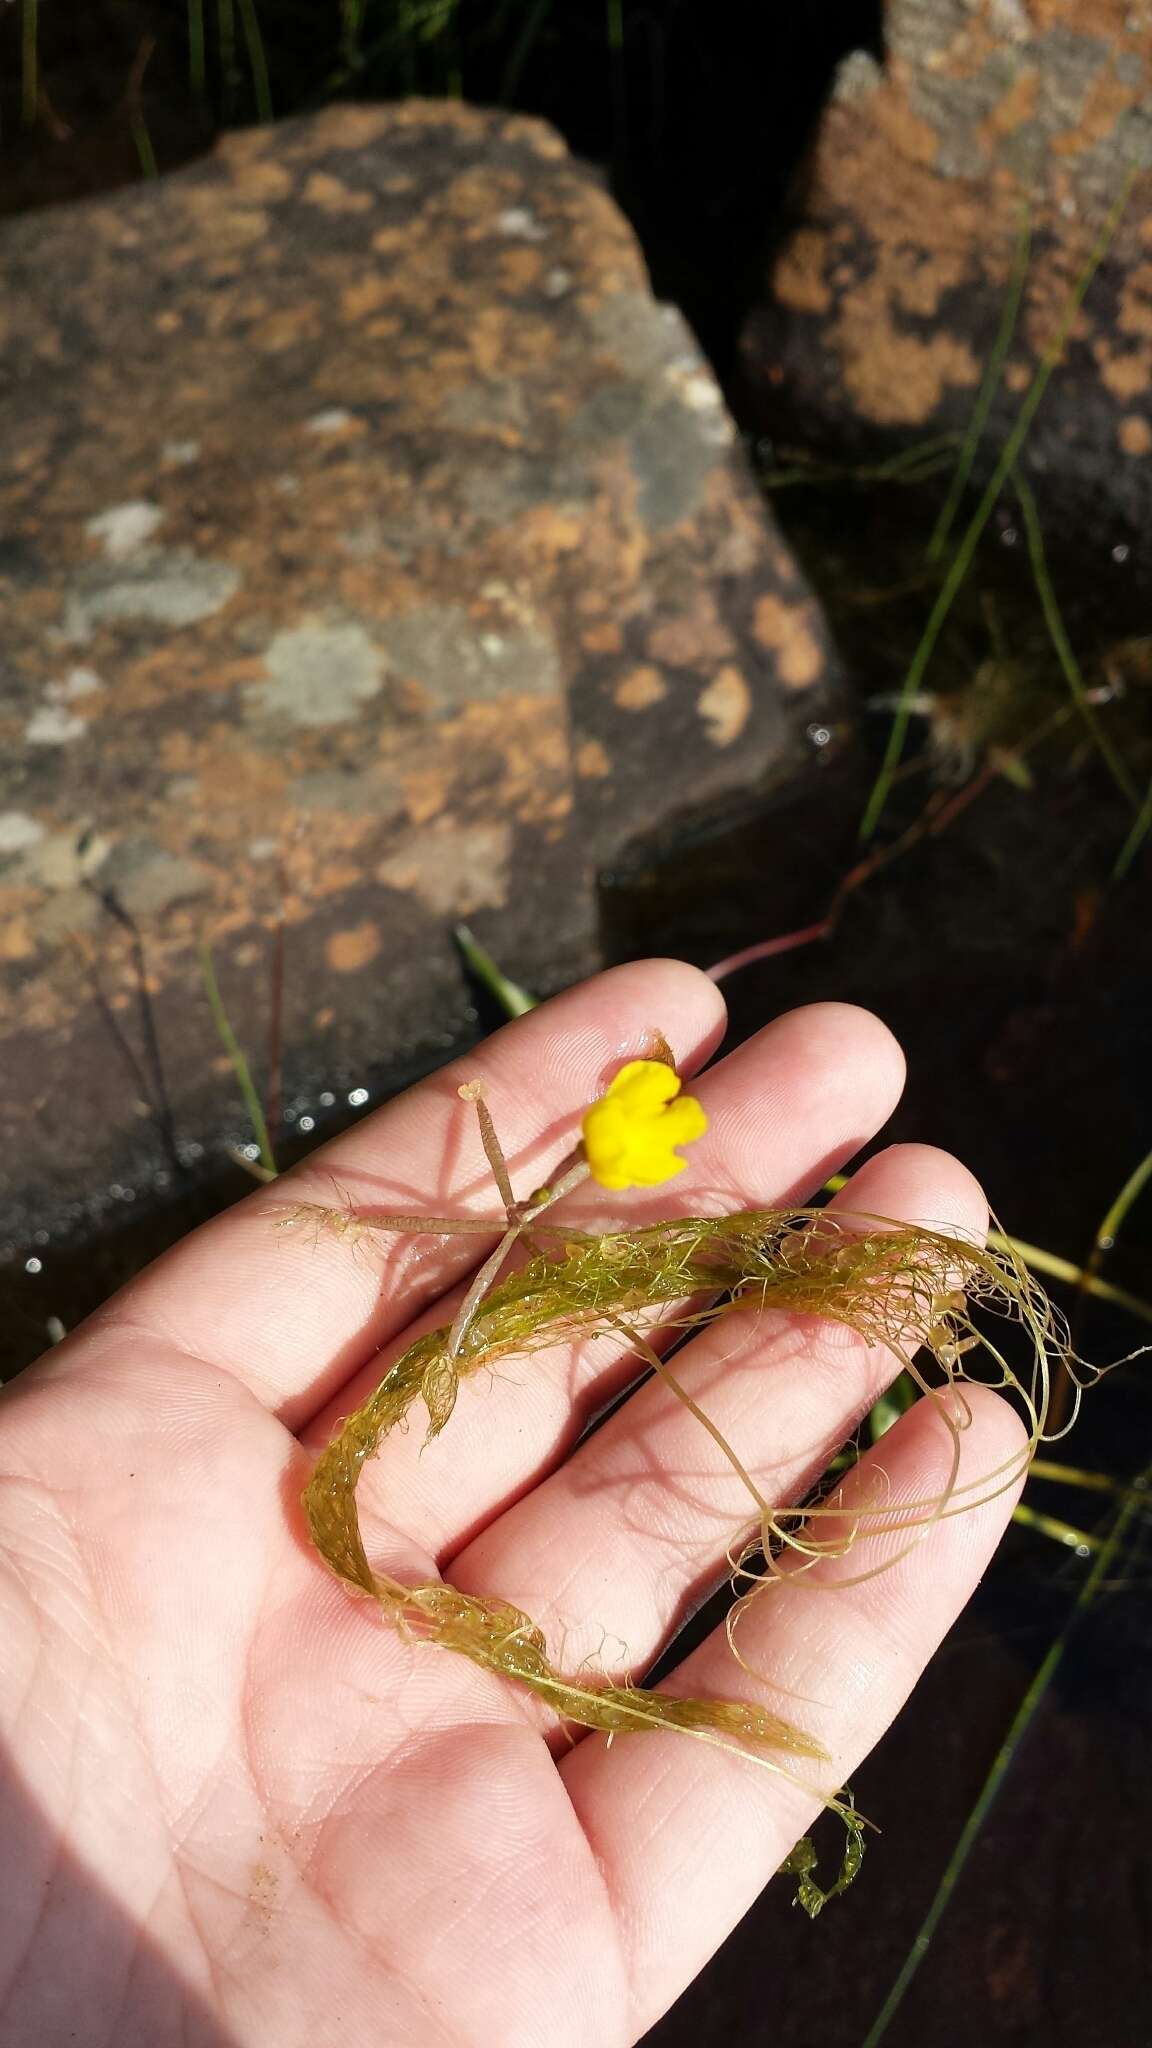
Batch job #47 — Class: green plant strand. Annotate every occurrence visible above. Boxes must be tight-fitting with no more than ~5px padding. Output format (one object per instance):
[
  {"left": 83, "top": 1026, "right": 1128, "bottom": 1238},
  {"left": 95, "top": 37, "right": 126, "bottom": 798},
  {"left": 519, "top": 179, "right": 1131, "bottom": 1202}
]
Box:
[
  {"left": 1014, "top": 469, "right": 1138, "bottom": 806},
  {"left": 927, "top": 209, "right": 1032, "bottom": 563},
  {"left": 1114, "top": 771, "right": 1152, "bottom": 880},
  {"left": 760, "top": 434, "right": 959, "bottom": 492},
  {"left": 1094, "top": 1141, "right": 1152, "bottom": 1261},
  {"left": 236, "top": 0, "right": 273, "bottom": 119},
  {"left": 860, "top": 182, "right": 1133, "bottom": 843},
  {"left": 454, "top": 923, "right": 537, "bottom": 1017},
  {"left": 198, "top": 941, "right": 277, "bottom": 1179},
  {"left": 1030, "top": 1457, "right": 1150, "bottom": 1502},
  {"left": 130, "top": 104, "right": 159, "bottom": 181},
  {"left": 500, "top": 0, "right": 554, "bottom": 102},
  {"left": 217, "top": 0, "right": 236, "bottom": 92},
  {"left": 860, "top": 1460, "right": 1149, "bottom": 2048}
]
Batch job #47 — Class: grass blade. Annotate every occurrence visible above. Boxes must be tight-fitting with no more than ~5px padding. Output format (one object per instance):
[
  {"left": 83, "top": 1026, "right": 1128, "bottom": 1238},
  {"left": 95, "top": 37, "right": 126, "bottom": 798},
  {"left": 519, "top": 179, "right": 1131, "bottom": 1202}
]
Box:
[
  {"left": 1113, "top": 771, "right": 1152, "bottom": 880},
  {"left": 860, "top": 181, "right": 1133, "bottom": 844},
  {"left": 1014, "top": 468, "right": 1138, "bottom": 807},
  {"left": 236, "top": 0, "right": 273, "bottom": 120},
  {"left": 199, "top": 941, "right": 278, "bottom": 1179},
  {"left": 454, "top": 923, "right": 537, "bottom": 1017},
  {"left": 927, "top": 209, "right": 1031, "bottom": 563}
]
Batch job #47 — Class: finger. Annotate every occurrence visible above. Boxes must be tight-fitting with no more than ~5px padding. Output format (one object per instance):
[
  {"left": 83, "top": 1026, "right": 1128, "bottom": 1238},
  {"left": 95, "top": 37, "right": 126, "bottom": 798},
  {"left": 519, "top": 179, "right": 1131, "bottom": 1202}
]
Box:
[
  {"left": 560, "top": 1384, "right": 1027, "bottom": 2040},
  {"left": 306, "top": 1003, "right": 906, "bottom": 1560},
  {"left": 447, "top": 1142, "right": 985, "bottom": 1684},
  {"left": 57, "top": 960, "right": 727, "bottom": 1422}
]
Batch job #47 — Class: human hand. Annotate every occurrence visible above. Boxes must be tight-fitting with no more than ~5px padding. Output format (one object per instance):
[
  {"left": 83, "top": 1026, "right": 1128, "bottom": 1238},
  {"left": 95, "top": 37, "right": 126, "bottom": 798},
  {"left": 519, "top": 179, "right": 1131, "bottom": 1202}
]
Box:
[{"left": 0, "top": 962, "right": 1024, "bottom": 2048}]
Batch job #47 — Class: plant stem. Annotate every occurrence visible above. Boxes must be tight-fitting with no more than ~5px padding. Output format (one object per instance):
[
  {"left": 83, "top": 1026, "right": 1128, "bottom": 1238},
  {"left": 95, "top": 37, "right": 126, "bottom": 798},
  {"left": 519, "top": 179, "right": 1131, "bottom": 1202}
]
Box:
[
  {"left": 860, "top": 182, "right": 1132, "bottom": 843},
  {"left": 1014, "top": 468, "right": 1138, "bottom": 806},
  {"left": 199, "top": 941, "right": 277, "bottom": 1180},
  {"left": 927, "top": 209, "right": 1031, "bottom": 563},
  {"left": 1113, "top": 770, "right": 1152, "bottom": 880},
  {"left": 236, "top": 0, "right": 273, "bottom": 119},
  {"left": 454, "top": 923, "right": 537, "bottom": 1017}
]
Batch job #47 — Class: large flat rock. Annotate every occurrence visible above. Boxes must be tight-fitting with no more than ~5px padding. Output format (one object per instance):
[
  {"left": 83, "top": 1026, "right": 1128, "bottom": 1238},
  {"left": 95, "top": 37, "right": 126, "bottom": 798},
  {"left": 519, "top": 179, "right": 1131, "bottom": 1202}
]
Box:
[{"left": 0, "top": 101, "right": 838, "bottom": 1290}]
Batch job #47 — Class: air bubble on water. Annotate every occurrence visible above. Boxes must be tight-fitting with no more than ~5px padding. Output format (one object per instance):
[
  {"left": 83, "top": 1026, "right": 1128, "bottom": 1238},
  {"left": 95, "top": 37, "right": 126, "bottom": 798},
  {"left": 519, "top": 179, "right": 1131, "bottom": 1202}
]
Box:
[
  {"left": 348, "top": 1086, "right": 369, "bottom": 1108},
  {"left": 25, "top": 1256, "right": 43, "bottom": 1275},
  {"left": 298, "top": 1115, "right": 316, "bottom": 1133},
  {"left": 1112, "top": 543, "right": 1130, "bottom": 564},
  {"left": 807, "top": 723, "right": 832, "bottom": 748},
  {"left": 318, "top": 1091, "right": 336, "bottom": 1108}
]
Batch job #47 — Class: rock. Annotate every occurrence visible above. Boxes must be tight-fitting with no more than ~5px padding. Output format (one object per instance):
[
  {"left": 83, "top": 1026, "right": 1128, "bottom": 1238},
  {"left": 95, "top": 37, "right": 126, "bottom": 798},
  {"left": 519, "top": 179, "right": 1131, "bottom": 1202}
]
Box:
[
  {"left": 741, "top": 1, "right": 1152, "bottom": 574},
  {"left": 0, "top": 101, "right": 839, "bottom": 1308}
]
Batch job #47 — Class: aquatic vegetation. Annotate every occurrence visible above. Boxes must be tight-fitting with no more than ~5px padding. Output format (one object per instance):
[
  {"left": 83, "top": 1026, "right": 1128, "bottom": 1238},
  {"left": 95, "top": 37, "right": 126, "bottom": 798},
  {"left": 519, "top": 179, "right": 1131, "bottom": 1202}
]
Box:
[{"left": 294, "top": 1059, "right": 1093, "bottom": 1910}]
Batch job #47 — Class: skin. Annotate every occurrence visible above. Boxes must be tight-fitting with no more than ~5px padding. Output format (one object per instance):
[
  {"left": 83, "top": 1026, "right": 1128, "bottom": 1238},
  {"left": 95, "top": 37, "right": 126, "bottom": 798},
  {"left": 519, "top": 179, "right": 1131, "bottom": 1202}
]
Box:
[{"left": 0, "top": 961, "right": 1025, "bottom": 2048}]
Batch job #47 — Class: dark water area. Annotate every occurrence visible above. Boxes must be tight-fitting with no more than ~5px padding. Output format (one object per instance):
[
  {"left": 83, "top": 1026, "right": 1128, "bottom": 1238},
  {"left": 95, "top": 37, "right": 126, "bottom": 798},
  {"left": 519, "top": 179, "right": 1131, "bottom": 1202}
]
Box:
[{"left": 3, "top": 8, "right": 1151, "bottom": 2046}]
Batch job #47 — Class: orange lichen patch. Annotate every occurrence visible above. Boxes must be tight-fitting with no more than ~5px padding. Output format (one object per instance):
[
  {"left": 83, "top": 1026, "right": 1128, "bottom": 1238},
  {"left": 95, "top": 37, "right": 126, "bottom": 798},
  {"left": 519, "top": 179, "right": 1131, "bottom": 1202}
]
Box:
[
  {"left": 515, "top": 505, "right": 586, "bottom": 556},
  {"left": 647, "top": 590, "right": 735, "bottom": 667},
  {"left": 839, "top": 291, "right": 981, "bottom": 424},
  {"left": 980, "top": 66, "right": 1041, "bottom": 153},
  {"left": 891, "top": 245, "right": 969, "bottom": 320},
  {"left": 581, "top": 621, "right": 623, "bottom": 654},
  {"left": 498, "top": 248, "right": 544, "bottom": 292},
  {"left": 614, "top": 665, "right": 667, "bottom": 711},
  {"left": 443, "top": 166, "right": 524, "bottom": 219},
  {"left": 1118, "top": 414, "right": 1152, "bottom": 456},
  {"left": 324, "top": 922, "right": 382, "bottom": 973},
  {"left": 1097, "top": 347, "right": 1150, "bottom": 402},
  {"left": 872, "top": 83, "right": 941, "bottom": 170},
  {"left": 1004, "top": 359, "right": 1031, "bottom": 392},
  {"left": 576, "top": 738, "right": 611, "bottom": 778},
  {"left": 753, "top": 594, "right": 824, "bottom": 689},
  {"left": 249, "top": 306, "right": 327, "bottom": 353},
  {"left": 371, "top": 226, "right": 409, "bottom": 255},
  {"left": 302, "top": 171, "right": 373, "bottom": 213},
  {"left": 341, "top": 276, "right": 393, "bottom": 321},
  {"left": 0, "top": 916, "right": 35, "bottom": 962},
  {"left": 697, "top": 666, "right": 752, "bottom": 747},
  {"left": 296, "top": 104, "right": 395, "bottom": 150},
  {"left": 230, "top": 157, "right": 293, "bottom": 204},
  {"left": 1118, "top": 264, "right": 1152, "bottom": 340},
  {"left": 775, "top": 228, "right": 833, "bottom": 316},
  {"left": 177, "top": 193, "right": 269, "bottom": 247},
  {"left": 400, "top": 768, "right": 450, "bottom": 826}
]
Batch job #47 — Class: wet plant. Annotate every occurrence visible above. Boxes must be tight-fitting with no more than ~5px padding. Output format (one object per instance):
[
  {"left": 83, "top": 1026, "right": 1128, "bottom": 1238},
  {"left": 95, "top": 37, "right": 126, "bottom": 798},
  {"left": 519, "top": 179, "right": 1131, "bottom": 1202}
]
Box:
[{"left": 292, "top": 1054, "right": 1109, "bottom": 1910}]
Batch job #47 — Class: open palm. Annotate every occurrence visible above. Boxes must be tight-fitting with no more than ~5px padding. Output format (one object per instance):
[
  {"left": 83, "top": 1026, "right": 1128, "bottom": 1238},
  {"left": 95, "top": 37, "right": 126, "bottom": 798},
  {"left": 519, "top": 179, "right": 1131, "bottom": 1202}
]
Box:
[{"left": 0, "top": 962, "right": 1022, "bottom": 2048}]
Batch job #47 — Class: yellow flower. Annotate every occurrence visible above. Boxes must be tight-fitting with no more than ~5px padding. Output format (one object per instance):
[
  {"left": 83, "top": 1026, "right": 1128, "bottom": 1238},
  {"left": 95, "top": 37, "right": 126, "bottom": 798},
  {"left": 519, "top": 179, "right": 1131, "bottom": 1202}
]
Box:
[{"left": 581, "top": 1059, "right": 708, "bottom": 1191}]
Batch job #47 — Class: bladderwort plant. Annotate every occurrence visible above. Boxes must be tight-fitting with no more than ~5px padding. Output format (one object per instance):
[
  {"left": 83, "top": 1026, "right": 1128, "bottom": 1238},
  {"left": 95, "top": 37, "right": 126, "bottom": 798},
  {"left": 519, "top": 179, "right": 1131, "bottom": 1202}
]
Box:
[{"left": 287, "top": 1044, "right": 1107, "bottom": 1912}]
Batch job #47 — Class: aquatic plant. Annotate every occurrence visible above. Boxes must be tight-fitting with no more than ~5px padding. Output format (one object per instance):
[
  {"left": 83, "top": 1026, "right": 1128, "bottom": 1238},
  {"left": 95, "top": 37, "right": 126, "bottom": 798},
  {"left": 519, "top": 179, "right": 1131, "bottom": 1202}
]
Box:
[{"left": 293, "top": 1056, "right": 1093, "bottom": 1909}]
